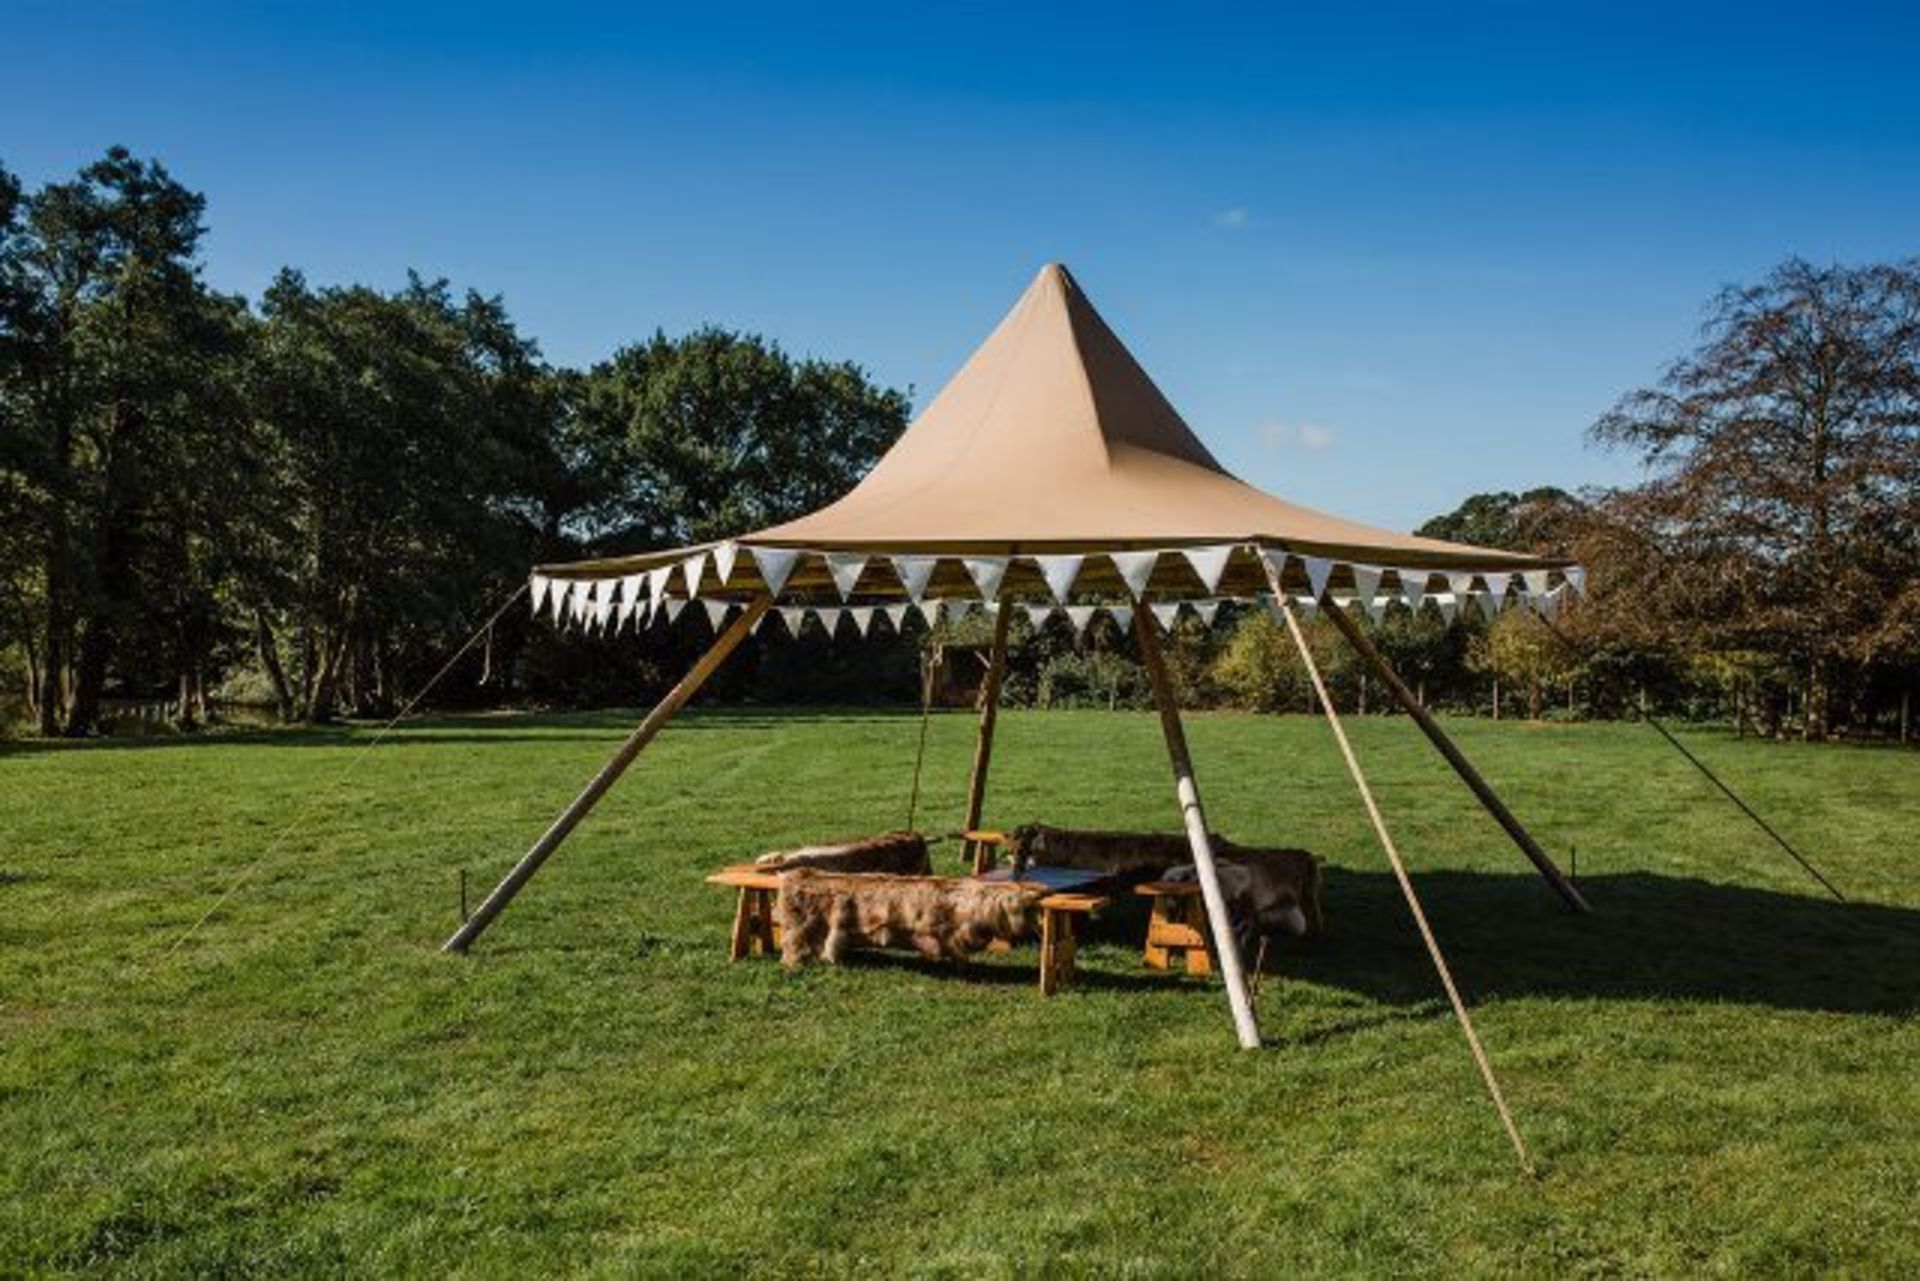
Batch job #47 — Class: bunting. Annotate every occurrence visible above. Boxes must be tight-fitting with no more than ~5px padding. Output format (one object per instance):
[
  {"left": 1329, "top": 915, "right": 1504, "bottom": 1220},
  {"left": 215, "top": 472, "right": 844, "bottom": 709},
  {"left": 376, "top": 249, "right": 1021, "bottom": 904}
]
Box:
[
  {"left": 1108, "top": 550, "right": 1158, "bottom": 599},
  {"left": 891, "top": 555, "right": 937, "bottom": 601},
  {"left": 1181, "top": 544, "right": 1234, "bottom": 594},
  {"left": 712, "top": 541, "right": 739, "bottom": 586},
  {"left": 750, "top": 547, "right": 799, "bottom": 597},
  {"left": 1303, "top": 556, "right": 1334, "bottom": 601},
  {"left": 1032, "top": 554, "right": 1083, "bottom": 604},
  {"left": 963, "top": 556, "right": 1009, "bottom": 601},
  {"left": 826, "top": 553, "right": 868, "bottom": 600}
]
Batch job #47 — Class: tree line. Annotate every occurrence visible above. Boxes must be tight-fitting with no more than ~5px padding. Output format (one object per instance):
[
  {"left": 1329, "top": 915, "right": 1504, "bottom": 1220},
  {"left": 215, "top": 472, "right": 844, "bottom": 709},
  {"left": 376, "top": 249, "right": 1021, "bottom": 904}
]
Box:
[{"left": 3, "top": 150, "right": 1916, "bottom": 741}]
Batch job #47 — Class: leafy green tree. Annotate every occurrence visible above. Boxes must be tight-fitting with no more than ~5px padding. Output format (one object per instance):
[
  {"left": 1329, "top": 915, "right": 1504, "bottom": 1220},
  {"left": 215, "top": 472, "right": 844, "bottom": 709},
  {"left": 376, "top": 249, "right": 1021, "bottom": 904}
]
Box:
[{"left": 566, "top": 328, "right": 909, "bottom": 551}]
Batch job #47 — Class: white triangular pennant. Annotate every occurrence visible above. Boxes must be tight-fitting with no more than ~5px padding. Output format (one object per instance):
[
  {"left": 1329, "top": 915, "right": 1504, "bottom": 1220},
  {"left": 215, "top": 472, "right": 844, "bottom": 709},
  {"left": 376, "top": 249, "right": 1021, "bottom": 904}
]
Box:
[
  {"left": 1365, "top": 598, "right": 1387, "bottom": 624},
  {"left": 1151, "top": 602, "right": 1182, "bottom": 632},
  {"left": 615, "top": 597, "right": 640, "bottom": 631},
  {"left": 1350, "top": 564, "right": 1382, "bottom": 608},
  {"left": 1292, "top": 595, "right": 1320, "bottom": 621},
  {"left": 891, "top": 556, "right": 937, "bottom": 601},
  {"left": 1181, "top": 545, "right": 1234, "bottom": 594},
  {"left": 712, "top": 541, "right": 739, "bottom": 586},
  {"left": 703, "top": 599, "right": 731, "bottom": 629},
  {"left": 1399, "top": 569, "right": 1428, "bottom": 611},
  {"left": 647, "top": 566, "right": 673, "bottom": 606},
  {"left": 681, "top": 553, "right": 707, "bottom": 597},
  {"left": 568, "top": 583, "right": 590, "bottom": 624},
  {"left": 1566, "top": 566, "right": 1587, "bottom": 598},
  {"left": 1530, "top": 586, "right": 1563, "bottom": 620},
  {"left": 1521, "top": 569, "right": 1551, "bottom": 601},
  {"left": 846, "top": 606, "right": 873, "bottom": 637},
  {"left": 665, "top": 598, "right": 686, "bottom": 624},
  {"left": 777, "top": 605, "right": 806, "bottom": 635},
  {"left": 1105, "top": 603, "right": 1134, "bottom": 634},
  {"left": 1260, "top": 548, "right": 1290, "bottom": 589},
  {"left": 1033, "top": 554, "right": 1083, "bottom": 604},
  {"left": 810, "top": 606, "right": 843, "bottom": 635},
  {"left": 1438, "top": 594, "right": 1459, "bottom": 624},
  {"left": 942, "top": 599, "right": 975, "bottom": 624},
  {"left": 548, "top": 580, "right": 570, "bottom": 625},
  {"left": 1023, "top": 603, "right": 1055, "bottom": 630},
  {"left": 750, "top": 547, "right": 800, "bottom": 597},
  {"left": 826, "top": 553, "right": 868, "bottom": 600},
  {"left": 1065, "top": 605, "right": 1097, "bottom": 637},
  {"left": 884, "top": 603, "right": 913, "bottom": 631},
  {"left": 1195, "top": 600, "right": 1222, "bottom": 627},
  {"left": 962, "top": 556, "right": 1009, "bottom": 602},
  {"left": 1478, "top": 590, "right": 1500, "bottom": 623},
  {"left": 1447, "top": 572, "right": 1474, "bottom": 597},
  {"left": 592, "top": 596, "right": 615, "bottom": 627},
  {"left": 529, "top": 574, "right": 551, "bottom": 614},
  {"left": 1303, "top": 556, "right": 1334, "bottom": 600},
  {"left": 1486, "top": 574, "right": 1511, "bottom": 613},
  {"left": 1108, "top": 550, "right": 1158, "bottom": 599}
]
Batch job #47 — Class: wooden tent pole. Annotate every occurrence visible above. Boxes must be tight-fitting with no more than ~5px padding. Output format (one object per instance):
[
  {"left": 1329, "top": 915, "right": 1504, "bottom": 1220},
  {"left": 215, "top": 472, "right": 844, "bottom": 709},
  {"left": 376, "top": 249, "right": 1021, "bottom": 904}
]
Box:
[
  {"left": 960, "top": 601, "right": 1014, "bottom": 833},
  {"left": 1274, "top": 596, "right": 1535, "bottom": 1173},
  {"left": 443, "top": 596, "right": 771, "bottom": 954},
  {"left": 1315, "top": 593, "right": 1590, "bottom": 914},
  {"left": 1133, "top": 608, "right": 1263, "bottom": 1050}
]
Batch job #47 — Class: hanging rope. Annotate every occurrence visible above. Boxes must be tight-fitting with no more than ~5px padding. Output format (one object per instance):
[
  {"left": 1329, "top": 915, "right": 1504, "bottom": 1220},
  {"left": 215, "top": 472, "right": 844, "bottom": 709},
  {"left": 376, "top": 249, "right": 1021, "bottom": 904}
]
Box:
[
  {"left": 904, "top": 643, "right": 940, "bottom": 831},
  {"left": 144, "top": 581, "right": 531, "bottom": 969},
  {"left": 1533, "top": 609, "right": 1847, "bottom": 904}
]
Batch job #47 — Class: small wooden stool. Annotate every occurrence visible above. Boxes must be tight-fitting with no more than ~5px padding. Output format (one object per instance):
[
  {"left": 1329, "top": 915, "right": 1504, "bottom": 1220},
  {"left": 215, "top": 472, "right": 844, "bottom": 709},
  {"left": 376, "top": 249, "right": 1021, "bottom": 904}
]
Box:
[
  {"left": 1136, "top": 880, "right": 1215, "bottom": 976},
  {"left": 961, "top": 828, "right": 1010, "bottom": 874}
]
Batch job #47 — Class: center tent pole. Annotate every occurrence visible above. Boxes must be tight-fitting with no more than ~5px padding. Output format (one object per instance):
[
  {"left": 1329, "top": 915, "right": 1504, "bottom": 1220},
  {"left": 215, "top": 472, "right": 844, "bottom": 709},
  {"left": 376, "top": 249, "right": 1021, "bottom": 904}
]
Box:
[
  {"left": 1270, "top": 590, "right": 1535, "bottom": 1173},
  {"left": 1132, "top": 607, "right": 1263, "bottom": 1050},
  {"left": 443, "top": 595, "right": 772, "bottom": 955},
  {"left": 961, "top": 600, "right": 1014, "bottom": 834}
]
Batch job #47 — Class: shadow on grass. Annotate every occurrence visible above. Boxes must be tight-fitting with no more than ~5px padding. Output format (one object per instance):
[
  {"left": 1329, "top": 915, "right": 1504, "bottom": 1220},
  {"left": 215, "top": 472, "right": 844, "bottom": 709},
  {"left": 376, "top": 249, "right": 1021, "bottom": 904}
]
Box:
[{"left": 1283, "top": 868, "right": 1919, "bottom": 1016}]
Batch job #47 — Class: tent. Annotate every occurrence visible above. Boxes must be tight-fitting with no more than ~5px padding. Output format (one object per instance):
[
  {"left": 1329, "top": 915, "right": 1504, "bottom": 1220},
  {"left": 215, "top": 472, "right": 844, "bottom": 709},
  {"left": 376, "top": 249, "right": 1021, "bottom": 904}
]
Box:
[{"left": 446, "top": 265, "right": 1584, "bottom": 1120}]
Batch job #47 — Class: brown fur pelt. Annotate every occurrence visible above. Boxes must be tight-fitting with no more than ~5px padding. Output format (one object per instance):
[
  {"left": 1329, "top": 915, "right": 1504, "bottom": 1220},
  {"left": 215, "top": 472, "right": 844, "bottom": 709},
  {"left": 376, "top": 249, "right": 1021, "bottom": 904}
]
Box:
[
  {"left": 776, "top": 869, "right": 1045, "bottom": 967},
  {"left": 1008, "top": 823, "right": 1218, "bottom": 884},
  {"left": 1168, "top": 846, "right": 1322, "bottom": 951},
  {"left": 753, "top": 831, "right": 930, "bottom": 876}
]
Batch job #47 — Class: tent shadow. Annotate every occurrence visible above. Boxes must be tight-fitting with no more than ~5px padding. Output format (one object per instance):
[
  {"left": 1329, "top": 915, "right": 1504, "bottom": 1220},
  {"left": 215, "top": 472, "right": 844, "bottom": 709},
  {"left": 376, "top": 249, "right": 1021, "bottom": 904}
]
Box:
[{"left": 1280, "top": 868, "right": 1919, "bottom": 1016}]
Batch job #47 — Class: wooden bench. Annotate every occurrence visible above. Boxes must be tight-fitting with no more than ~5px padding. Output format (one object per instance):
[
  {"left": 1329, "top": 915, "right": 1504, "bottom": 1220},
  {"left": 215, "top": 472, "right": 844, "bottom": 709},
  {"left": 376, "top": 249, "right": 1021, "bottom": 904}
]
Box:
[
  {"left": 703, "top": 864, "right": 1107, "bottom": 995},
  {"left": 1136, "top": 879, "right": 1215, "bottom": 976}
]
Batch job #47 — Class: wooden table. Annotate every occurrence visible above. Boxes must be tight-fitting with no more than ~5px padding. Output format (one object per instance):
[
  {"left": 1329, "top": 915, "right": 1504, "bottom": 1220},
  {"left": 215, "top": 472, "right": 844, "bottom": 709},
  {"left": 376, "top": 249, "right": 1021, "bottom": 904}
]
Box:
[{"left": 703, "top": 864, "right": 1107, "bottom": 994}]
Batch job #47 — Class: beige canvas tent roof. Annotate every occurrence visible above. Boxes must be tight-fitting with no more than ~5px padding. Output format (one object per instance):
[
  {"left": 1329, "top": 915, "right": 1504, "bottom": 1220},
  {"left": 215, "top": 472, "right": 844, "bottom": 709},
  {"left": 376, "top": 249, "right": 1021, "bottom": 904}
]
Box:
[{"left": 538, "top": 264, "right": 1575, "bottom": 606}]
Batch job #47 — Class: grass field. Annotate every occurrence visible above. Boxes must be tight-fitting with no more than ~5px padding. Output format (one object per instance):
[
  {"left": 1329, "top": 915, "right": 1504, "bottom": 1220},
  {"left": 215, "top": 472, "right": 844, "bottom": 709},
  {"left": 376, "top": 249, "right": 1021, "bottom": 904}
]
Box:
[{"left": 3, "top": 707, "right": 1917, "bottom": 1276}]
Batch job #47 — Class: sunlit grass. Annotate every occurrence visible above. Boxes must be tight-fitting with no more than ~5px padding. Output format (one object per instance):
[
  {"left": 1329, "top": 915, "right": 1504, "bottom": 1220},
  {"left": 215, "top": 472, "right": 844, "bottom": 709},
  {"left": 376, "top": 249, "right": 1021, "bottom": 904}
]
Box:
[{"left": 3, "top": 709, "right": 1916, "bottom": 1275}]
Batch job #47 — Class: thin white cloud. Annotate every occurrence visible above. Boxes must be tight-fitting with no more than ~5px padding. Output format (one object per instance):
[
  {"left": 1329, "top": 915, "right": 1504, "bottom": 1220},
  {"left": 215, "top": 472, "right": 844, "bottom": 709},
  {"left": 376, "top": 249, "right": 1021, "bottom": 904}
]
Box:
[
  {"left": 1210, "top": 206, "right": 1251, "bottom": 230},
  {"left": 1258, "top": 421, "right": 1335, "bottom": 452}
]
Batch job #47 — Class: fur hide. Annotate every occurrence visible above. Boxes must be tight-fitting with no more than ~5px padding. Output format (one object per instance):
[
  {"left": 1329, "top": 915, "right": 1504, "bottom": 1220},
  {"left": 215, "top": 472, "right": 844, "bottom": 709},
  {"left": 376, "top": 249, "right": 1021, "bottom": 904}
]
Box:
[
  {"left": 1167, "top": 846, "right": 1322, "bottom": 952},
  {"left": 754, "top": 831, "right": 930, "bottom": 876},
  {"left": 1008, "top": 823, "right": 1217, "bottom": 884},
  {"left": 776, "top": 869, "right": 1045, "bottom": 967}
]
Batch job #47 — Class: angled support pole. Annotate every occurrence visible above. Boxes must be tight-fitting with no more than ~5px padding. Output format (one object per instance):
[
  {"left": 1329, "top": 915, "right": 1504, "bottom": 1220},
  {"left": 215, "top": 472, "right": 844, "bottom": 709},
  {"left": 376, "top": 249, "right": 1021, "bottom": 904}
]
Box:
[
  {"left": 1133, "top": 607, "right": 1263, "bottom": 1049},
  {"left": 1274, "top": 594, "right": 1535, "bottom": 1174},
  {"left": 444, "top": 595, "right": 771, "bottom": 954},
  {"left": 961, "top": 600, "right": 1014, "bottom": 834},
  {"left": 1315, "top": 591, "right": 1590, "bottom": 914}
]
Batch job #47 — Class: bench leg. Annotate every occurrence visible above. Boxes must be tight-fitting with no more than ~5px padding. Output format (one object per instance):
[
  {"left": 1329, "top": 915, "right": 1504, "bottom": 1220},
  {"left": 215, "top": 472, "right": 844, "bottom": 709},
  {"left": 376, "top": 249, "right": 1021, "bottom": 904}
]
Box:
[
  {"left": 730, "top": 887, "right": 779, "bottom": 960},
  {"left": 1040, "top": 908, "right": 1079, "bottom": 996},
  {"left": 1182, "top": 897, "right": 1214, "bottom": 977},
  {"left": 728, "top": 888, "right": 754, "bottom": 961}
]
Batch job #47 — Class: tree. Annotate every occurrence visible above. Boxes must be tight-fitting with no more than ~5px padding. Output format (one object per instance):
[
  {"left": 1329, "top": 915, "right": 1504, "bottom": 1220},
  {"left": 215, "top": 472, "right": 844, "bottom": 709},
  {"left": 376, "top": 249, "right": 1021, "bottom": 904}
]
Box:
[
  {"left": 566, "top": 328, "right": 909, "bottom": 551},
  {"left": 4, "top": 148, "right": 251, "bottom": 735},
  {"left": 1592, "top": 258, "right": 1920, "bottom": 738}
]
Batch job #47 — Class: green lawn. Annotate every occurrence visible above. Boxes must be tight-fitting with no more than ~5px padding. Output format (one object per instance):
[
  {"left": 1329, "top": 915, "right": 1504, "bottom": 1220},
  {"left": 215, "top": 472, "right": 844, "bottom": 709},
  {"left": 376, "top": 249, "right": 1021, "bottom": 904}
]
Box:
[{"left": 3, "top": 708, "right": 1916, "bottom": 1276}]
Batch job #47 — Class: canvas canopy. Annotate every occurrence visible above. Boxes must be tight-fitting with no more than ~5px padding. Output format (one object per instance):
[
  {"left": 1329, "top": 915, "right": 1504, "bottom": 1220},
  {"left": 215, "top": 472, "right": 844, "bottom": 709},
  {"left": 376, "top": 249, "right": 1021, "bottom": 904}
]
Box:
[{"left": 532, "top": 264, "right": 1580, "bottom": 624}]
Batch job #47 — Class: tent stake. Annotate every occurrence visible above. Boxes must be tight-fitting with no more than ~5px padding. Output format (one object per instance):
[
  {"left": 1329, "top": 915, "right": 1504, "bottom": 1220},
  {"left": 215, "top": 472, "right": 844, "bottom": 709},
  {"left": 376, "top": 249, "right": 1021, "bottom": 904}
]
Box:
[
  {"left": 1134, "top": 607, "right": 1264, "bottom": 1050},
  {"left": 1276, "top": 596, "right": 1536, "bottom": 1174},
  {"left": 443, "top": 596, "right": 771, "bottom": 954},
  {"left": 1316, "top": 593, "right": 1589, "bottom": 914},
  {"left": 960, "top": 601, "right": 1013, "bottom": 834}
]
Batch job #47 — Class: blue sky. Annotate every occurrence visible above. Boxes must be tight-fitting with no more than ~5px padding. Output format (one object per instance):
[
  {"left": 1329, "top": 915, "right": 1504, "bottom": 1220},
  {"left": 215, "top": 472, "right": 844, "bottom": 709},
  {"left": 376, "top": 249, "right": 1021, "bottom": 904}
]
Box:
[{"left": 7, "top": 3, "right": 1917, "bottom": 529}]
